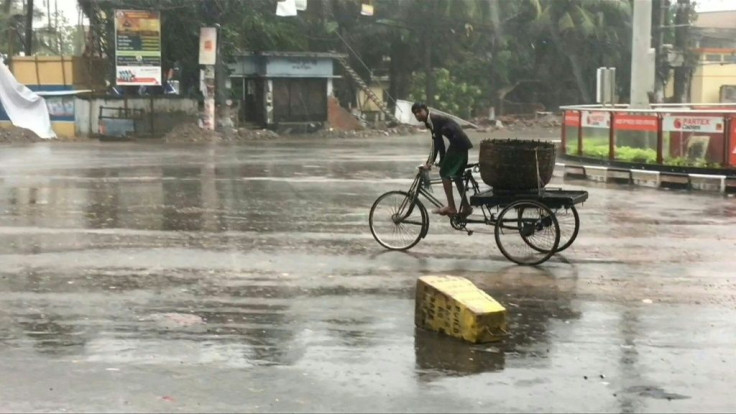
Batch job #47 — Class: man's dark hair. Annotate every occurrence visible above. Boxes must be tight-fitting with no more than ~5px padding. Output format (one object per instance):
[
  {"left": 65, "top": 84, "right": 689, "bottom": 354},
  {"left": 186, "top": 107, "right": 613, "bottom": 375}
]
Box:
[{"left": 411, "top": 102, "right": 427, "bottom": 114}]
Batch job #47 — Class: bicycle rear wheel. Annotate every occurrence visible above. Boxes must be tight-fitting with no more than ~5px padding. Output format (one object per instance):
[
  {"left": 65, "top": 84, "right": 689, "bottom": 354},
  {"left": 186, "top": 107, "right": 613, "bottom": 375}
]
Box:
[
  {"left": 369, "top": 191, "right": 428, "bottom": 250},
  {"left": 550, "top": 205, "right": 579, "bottom": 252},
  {"left": 494, "top": 200, "right": 559, "bottom": 265},
  {"left": 519, "top": 204, "right": 579, "bottom": 253}
]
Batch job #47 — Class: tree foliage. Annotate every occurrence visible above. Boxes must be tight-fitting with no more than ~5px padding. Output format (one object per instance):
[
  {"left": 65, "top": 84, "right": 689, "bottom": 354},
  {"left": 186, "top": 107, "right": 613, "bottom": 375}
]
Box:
[{"left": 76, "top": 0, "right": 638, "bottom": 114}]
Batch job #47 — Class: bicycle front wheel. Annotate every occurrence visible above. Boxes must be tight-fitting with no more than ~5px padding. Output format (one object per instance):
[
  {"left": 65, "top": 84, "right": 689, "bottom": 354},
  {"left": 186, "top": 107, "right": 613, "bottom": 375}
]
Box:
[{"left": 369, "top": 191, "right": 428, "bottom": 250}]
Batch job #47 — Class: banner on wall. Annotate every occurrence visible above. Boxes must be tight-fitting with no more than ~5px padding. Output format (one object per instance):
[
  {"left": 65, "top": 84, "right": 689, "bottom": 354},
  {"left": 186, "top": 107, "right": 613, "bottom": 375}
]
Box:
[{"left": 114, "top": 10, "right": 162, "bottom": 86}]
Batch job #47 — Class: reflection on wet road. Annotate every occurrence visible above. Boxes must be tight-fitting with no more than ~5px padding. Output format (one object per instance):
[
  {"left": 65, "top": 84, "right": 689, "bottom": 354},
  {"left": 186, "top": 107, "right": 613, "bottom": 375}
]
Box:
[{"left": 0, "top": 137, "right": 734, "bottom": 412}]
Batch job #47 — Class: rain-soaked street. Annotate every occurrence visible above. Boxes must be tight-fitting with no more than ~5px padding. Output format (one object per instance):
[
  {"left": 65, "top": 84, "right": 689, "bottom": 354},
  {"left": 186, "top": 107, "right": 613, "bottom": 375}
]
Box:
[{"left": 0, "top": 134, "right": 735, "bottom": 413}]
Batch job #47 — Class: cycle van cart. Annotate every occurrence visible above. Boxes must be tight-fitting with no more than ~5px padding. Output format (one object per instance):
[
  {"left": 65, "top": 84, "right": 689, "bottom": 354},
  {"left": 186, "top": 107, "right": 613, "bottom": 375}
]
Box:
[{"left": 368, "top": 140, "right": 588, "bottom": 266}]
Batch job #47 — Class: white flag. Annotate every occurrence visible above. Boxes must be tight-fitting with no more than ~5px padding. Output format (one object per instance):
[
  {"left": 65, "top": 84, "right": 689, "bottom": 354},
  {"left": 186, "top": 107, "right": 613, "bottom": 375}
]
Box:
[
  {"left": 276, "top": 0, "right": 297, "bottom": 16},
  {"left": 0, "top": 63, "right": 55, "bottom": 139},
  {"left": 295, "top": 0, "right": 307, "bottom": 11}
]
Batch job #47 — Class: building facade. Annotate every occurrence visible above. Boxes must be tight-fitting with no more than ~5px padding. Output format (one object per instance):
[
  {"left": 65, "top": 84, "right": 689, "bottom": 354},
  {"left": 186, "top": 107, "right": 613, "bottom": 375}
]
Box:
[{"left": 228, "top": 52, "right": 344, "bottom": 129}]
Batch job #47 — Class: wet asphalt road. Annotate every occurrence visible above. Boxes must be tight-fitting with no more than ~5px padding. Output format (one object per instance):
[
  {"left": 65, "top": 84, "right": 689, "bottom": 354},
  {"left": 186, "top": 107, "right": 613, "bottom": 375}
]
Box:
[{"left": 0, "top": 134, "right": 735, "bottom": 413}]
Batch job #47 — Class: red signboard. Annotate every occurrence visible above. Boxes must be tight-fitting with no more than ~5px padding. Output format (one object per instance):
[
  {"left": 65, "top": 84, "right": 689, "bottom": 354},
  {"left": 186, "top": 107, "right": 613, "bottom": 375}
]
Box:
[
  {"left": 730, "top": 117, "right": 736, "bottom": 166},
  {"left": 564, "top": 111, "right": 580, "bottom": 127},
  {"left": 613, "top": 114, "right": 658, "bottom": 132}
]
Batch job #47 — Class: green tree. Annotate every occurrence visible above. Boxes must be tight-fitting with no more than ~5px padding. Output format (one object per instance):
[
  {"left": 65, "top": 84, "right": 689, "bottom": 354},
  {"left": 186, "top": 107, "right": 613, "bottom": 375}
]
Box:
[
  {"left": 409, "top": 68, "right": 482, "bottom": 119},
  {"left": 529, "top": 0, "right": 632, "bottom": 104},
  {"left": 78, "top": 0, "right": 319, "bottom": 94}
]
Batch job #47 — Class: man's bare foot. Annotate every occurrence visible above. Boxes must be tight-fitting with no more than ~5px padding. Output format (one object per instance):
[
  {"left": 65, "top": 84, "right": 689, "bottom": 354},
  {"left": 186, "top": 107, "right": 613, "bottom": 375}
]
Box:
[{"left": 432, "top": 206, "right": 457, "bottom": 216}]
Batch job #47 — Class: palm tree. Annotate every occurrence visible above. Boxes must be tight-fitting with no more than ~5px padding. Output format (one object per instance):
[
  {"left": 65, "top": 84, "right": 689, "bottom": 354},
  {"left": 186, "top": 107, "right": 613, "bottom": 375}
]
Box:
[{"left": 529, "top": 0, "right": 632, "bottom": 103}]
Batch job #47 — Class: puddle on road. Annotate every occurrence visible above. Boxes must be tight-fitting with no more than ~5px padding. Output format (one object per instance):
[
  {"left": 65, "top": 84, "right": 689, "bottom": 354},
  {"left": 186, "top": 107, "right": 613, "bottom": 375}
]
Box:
[{"left": 622, "top": 385, "right": 690, "bottom": 400}]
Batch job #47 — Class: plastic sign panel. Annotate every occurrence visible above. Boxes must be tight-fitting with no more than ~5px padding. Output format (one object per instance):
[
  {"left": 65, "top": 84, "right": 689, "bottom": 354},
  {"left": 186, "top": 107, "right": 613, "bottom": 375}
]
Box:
[
  {"left": 581, "top": 111, "right": 610, "bottom": 129},
  {"left": 662, "top": 115, "right": 724, "bottom": 133},
  {"left": 731, "top": 118, "right": 736, "bottom": 166},
  {"left": 613, "top": 114, "right": 658, "bottom": 132},
  {"left": 114, "top": 10, "right": 162, "bottom": 86},
  {"left": 199, "top": 27, "right": 217, "bottom": 65},
  {"left": 563, "top": 111, "right": 580, "bottom": 127}
]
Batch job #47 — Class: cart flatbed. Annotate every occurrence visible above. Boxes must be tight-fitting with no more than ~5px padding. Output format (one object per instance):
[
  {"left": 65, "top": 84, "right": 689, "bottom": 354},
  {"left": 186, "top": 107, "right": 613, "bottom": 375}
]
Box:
[{"left": 469, "top": 187, "right": 589, "bottom": 210}]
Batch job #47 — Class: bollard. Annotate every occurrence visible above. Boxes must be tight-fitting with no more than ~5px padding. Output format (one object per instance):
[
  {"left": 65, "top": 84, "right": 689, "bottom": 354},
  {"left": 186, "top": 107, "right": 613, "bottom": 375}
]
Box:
[{"left": 415, "top": 276, "right": 507, "bottom": 343}]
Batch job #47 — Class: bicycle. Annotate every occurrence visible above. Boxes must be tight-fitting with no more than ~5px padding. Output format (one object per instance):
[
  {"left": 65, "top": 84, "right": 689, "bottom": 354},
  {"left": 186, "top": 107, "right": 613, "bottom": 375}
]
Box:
[{"left": 368, "top": 164, "right": 587, "bottom": 265}]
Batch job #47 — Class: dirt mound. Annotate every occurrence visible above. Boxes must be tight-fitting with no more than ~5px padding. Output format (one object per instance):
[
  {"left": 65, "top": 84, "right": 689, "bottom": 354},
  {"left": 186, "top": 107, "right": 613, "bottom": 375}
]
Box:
[
  {"left": 317, "top": 124, "right": 423, "bottom": 138},
  {"left": 162, "top": 123, "right": 221, "bottom": 143},
  {"left": 0, "top": 126, "right": 46, "bottom": 143},
  {"left": 162, "top": 123, "right": 280, "bottom": 143},
  {"left": 223, "top": 128, "right": 280, "bottom": 142},
  {"left": 471, "top": 113, "right": 562, "bottom": 133}
]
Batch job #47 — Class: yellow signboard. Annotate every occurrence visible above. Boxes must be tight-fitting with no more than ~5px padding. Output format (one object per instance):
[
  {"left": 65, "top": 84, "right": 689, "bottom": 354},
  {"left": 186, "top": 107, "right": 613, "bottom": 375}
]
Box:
[{"left": 114, "top": 9, "right": 162, "bottom": 86}]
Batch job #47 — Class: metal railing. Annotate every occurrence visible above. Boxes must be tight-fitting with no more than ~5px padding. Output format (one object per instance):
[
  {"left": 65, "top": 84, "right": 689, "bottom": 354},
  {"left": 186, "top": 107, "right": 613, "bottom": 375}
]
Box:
[{"left": 560, "top": 105, "right": 736, "bottom": 169}]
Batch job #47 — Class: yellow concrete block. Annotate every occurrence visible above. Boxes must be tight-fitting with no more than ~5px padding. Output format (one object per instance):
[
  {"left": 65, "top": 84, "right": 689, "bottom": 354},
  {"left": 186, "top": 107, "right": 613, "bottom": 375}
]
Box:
[{"left": 415, "top": 275, "right": 507, "bottom": 343}]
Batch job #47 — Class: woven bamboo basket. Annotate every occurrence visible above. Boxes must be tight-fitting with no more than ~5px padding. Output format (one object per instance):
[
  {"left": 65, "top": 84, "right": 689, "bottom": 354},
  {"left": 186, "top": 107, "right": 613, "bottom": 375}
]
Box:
[{"left": 478, "top": 139, "right": 556, "bottom": 191}]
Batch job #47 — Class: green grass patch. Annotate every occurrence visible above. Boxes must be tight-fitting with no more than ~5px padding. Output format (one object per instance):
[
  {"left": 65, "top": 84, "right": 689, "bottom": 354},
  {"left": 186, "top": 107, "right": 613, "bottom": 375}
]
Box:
[{"left": 582, "top": 143, "right": 657, "bottom": 163}]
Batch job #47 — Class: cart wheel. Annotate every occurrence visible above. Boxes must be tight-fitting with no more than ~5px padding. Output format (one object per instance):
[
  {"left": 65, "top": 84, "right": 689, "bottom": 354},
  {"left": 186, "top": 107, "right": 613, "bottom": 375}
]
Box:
[
  {"left": 369, "top": 191, "right": 428, "bottom": 250},
  {"left": 550, "top": 205, "right": 580, "bottom": 252},
  {"left": 494, "top": 200, "right": 560, "bottom": 265},
  {"left": 519, "top": 204, "right": 579, "bottom": 253}
]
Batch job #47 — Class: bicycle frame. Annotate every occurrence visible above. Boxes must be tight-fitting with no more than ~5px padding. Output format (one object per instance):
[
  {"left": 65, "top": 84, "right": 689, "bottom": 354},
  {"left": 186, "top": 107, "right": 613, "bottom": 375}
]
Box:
[
  {"left": 397, "top": 166, "right": 494, "bottom": 229},
  {"left": 393, "top": 166, "right": 550, "bottom": 236}
]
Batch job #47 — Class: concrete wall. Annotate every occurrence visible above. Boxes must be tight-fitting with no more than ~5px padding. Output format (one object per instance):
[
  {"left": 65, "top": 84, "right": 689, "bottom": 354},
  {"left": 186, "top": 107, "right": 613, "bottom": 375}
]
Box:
[
  {"left": 229, "top": 58, "right": 259, "bottom": 77},
  {"left": 11, "top": 56, "right": 74, "bottom": 86},
  {"left": 357, "top": 84, "right": 387, "bottom": 112},
  {"left": 692, "top": 63, "right": 736, "bottom": 103},
  {"left": 0, "top": 120, "right": 75, "bottom": 137},
  {"left": 76, "top": 97, "right": 198, "bottom": 137}
]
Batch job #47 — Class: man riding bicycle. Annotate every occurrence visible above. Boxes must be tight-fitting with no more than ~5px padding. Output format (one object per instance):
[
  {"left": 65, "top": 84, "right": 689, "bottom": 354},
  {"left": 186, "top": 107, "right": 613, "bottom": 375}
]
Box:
[{"left": 412, "top": 102, "right": 473, "bottom": 217}]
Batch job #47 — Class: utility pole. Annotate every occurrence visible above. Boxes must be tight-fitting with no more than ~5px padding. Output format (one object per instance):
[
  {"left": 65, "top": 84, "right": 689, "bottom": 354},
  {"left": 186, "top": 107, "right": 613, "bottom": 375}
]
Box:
[
  {"left": 420, "top": 0, "right": 441, "bottom": 107},
  {"left": 629, "top": 0, "right": 655, "bottom": 108},
  {"left": 673, "top": 0, "right": 692, "bottom": 103},
  {"left": 652, "top": 0, "right": 669, "bottom": 103},
  {"left": 24, "top": 0, "right": 33, "bottom": 55}
]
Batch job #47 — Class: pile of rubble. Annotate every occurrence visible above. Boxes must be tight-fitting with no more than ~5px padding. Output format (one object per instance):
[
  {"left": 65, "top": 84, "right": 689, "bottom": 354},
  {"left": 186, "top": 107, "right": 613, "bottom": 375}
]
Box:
[
  {"left": 473, "top": 113, "right": 562, "bottom": 132},
  {"left": 316, "top": 124, "right": 424, "bottom": 139},
  {"left": 0, "top": 127, "right": 46, "bottom": 143},
  {"left": 222, "top": 127, "right": 280, "bottom": 142},
  {"left": 162, "top": 123, "right": 279, "bottom": 143}
]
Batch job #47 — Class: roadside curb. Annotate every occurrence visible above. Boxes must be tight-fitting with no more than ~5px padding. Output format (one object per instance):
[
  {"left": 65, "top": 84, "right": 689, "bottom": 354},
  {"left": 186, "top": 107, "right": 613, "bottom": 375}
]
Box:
[{"left": 553, "top": 163, "right": 736, "bottom": 194}]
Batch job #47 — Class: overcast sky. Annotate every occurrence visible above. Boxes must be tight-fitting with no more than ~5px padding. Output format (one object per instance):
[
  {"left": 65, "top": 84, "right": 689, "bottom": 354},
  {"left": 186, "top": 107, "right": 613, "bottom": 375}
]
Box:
[{"left": 47, "top": 0, "right": 736, "bottom": 27}]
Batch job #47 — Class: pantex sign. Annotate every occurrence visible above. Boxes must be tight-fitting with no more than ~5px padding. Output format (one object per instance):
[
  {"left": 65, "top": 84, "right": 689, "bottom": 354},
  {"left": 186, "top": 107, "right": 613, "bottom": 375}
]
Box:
[{"left": 662, "top": 116, "right": 724, "bottom": 133}]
